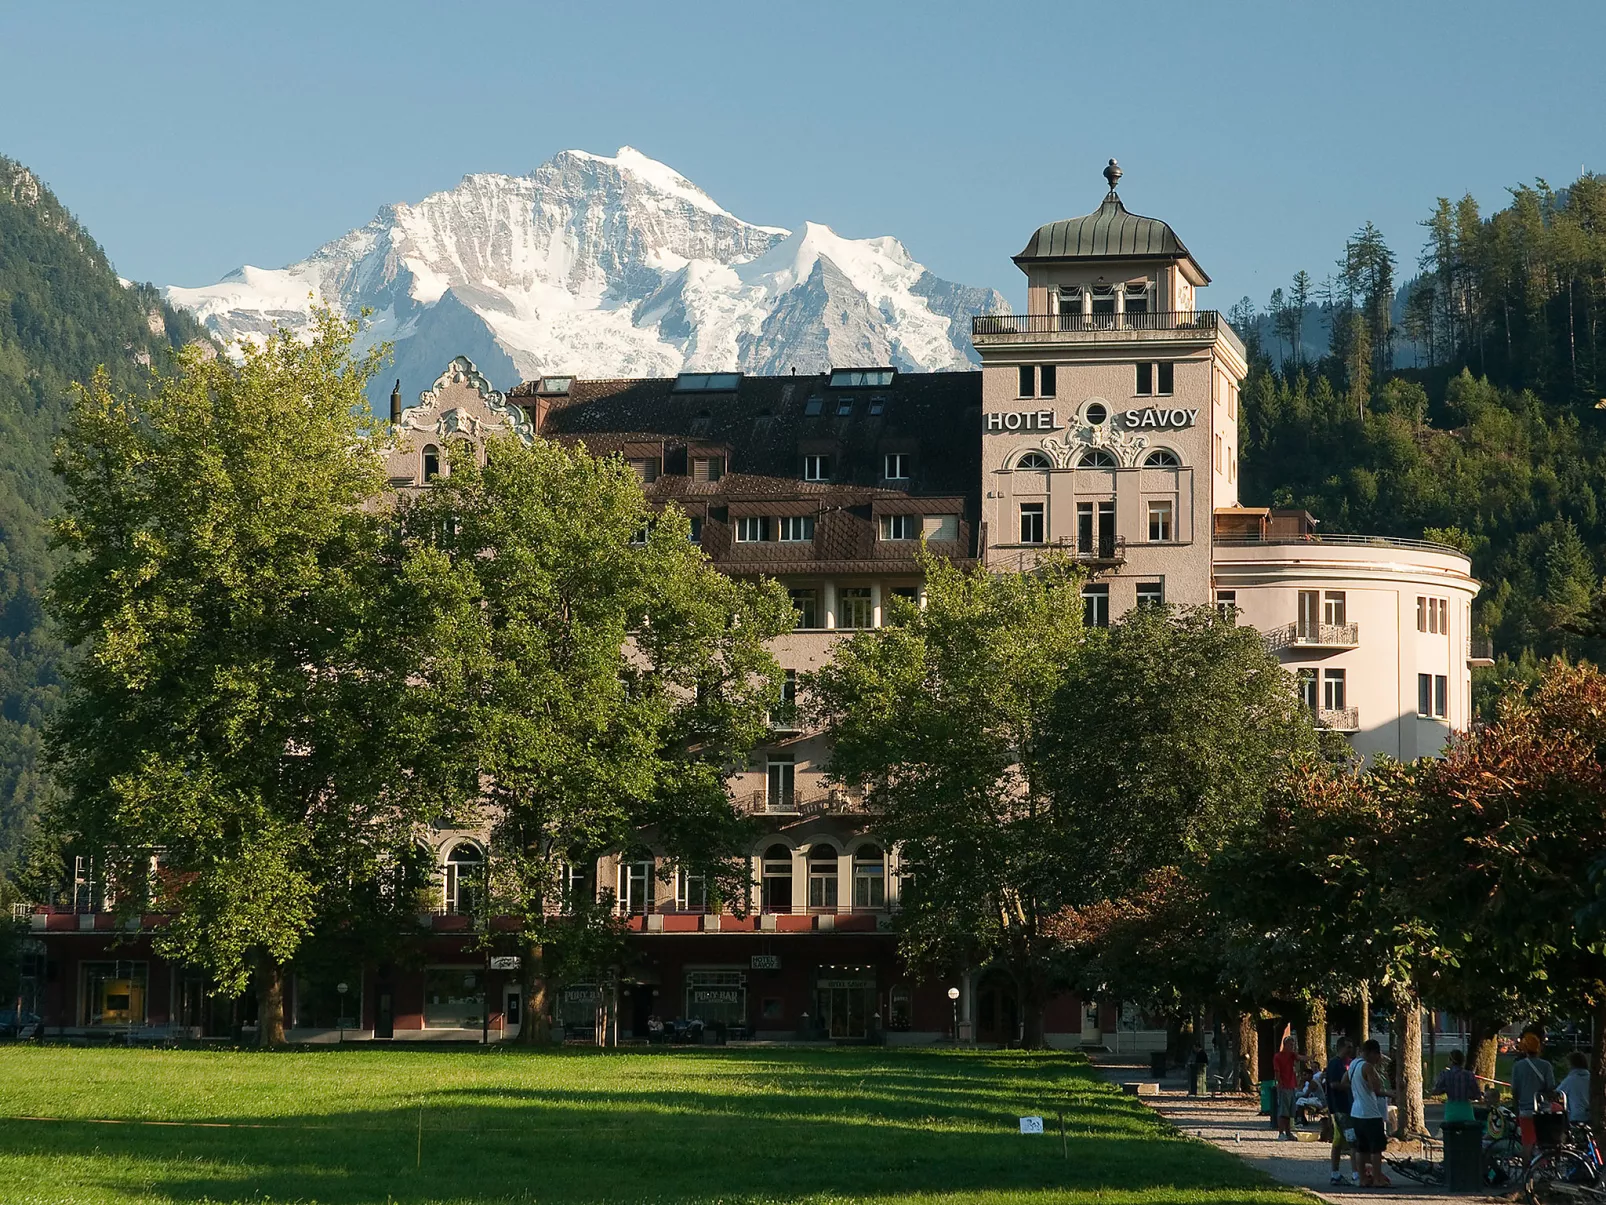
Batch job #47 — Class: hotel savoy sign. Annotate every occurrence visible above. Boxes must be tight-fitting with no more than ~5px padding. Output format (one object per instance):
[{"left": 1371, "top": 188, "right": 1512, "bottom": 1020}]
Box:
[{"left": 986, "top": 408, "right": 1198, "bottom": 432}]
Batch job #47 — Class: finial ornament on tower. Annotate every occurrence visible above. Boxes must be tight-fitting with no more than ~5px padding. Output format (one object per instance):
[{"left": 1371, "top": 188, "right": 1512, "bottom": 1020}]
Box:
[{"left": 1103, "top": 158, "right": 1122, "bottom": 196}]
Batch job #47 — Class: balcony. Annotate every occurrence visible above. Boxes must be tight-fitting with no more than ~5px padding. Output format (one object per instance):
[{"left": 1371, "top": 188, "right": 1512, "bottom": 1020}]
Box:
[
  {"left": 1316, "top": 706, "right": 1360, "bottom": 733},
  {"left": 766, "top": 702, "right": 802, "bottom": 734},
  {"left": 740, "top": 789, "right": 870, "bottom": 818},
  {"left": 1265, "top": 622, "right": 1360, "bottom": 652},
  {"left": 1468, "top": 636, "right": 1495, "bottom": 667},
  {"left": 971, "top": 310, "right": 1245, "bottom": 358}
]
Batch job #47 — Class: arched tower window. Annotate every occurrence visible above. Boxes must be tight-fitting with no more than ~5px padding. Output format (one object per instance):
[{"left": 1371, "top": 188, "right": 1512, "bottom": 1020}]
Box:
[{"left": 443, "top": 842, "right": 483, "bottom": 915}]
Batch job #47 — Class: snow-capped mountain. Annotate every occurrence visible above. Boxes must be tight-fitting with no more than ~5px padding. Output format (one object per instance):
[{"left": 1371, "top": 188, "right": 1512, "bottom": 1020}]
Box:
[{"left": 165, "top": 147, "right": 1006, "bottom": 407}]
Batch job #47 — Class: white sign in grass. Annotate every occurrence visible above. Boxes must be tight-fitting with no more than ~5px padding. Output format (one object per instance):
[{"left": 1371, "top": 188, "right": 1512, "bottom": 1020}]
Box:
[{"left": 1019, "top": 1116, "right": 1044, "bottom": 1134}]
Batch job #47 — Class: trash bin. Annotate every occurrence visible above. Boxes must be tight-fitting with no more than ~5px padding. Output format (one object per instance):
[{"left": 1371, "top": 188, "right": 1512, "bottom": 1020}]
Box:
[
  {"left": 1150, "top": 1050, "right": 1168, "bottom": 1078},
  {"left": 1258, "top": 1081, "right": 1275, "bottom": 1116},
  {"left": 1190, "top": 1062, "right": 1208, "bottom": 1097},
  {"left": 1442, "top": 1121, "right": 1483, "bottom": 1192}
]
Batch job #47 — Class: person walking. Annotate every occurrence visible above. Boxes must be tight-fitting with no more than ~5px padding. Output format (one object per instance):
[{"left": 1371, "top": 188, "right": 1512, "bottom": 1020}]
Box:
[
  {"left": 1558, "top": 1051, "right": 1590, "bottom": 1123},
  {"left": 1345, "top": 1038, "right": 1392, "bottom": 1188},
  {"left": 1511, "top": 1032, "right": 1557, "bottom": 1154},
  {"left": 1272, "top": 1034, "right": 1302, "bottom": 1139},
  {"left": 1430, "top": 1048, "right": 1480, "bottom": 1126},
  {"left": 1325, "top": 1036, "right": 1359, "bottom": 1187}
]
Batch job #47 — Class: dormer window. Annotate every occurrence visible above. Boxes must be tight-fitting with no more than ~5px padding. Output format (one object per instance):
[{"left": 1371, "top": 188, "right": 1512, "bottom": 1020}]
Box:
[
  {"left": 422, "top": 445, "right": 440, "bottom": 481},
  {"left": 627, "top": 457, "right": 660, "bottom": 482},
  {"left": 692, "top": 456, "right": 725, "bottom": 483}
]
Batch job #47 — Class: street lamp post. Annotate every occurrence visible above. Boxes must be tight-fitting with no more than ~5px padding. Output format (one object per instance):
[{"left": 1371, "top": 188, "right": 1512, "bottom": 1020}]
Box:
[
  {"left": 336, "top": 982, "right": 348, "bottom": 1044},
  {"left": 947, "top": 986, "right": 960, "bottom": 1043}
]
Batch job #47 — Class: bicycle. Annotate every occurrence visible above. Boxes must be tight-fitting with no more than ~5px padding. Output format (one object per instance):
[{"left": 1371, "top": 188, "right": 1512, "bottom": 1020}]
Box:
[{"left": 1384, "top": 1130, "right": 1445, "bottom": 1188}]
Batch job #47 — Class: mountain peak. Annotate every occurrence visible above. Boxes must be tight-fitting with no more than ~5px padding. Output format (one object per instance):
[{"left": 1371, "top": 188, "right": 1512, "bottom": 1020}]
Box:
[{"left": 164, "top": 148, "right": 1007, "bottom": 402}]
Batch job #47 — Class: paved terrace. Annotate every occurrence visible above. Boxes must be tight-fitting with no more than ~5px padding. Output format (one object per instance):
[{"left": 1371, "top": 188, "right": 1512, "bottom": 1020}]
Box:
[{"left": 1088, "top": 1054, "right": 1502, "bottom": 1204}]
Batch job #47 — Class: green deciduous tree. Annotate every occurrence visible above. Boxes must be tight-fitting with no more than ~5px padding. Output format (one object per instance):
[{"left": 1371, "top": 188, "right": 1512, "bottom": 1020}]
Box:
[
  {"left": 400, "top": 435, "right": 790, "bottom": 1043},
  {"left": 47, "top": 311, "right": 449, "bottom": 1044}
]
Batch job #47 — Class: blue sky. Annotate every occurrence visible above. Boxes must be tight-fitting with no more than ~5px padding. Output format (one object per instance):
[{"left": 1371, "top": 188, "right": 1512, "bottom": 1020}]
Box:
[{"left": 3, "top": 1, "right": 1602, "bottom": 312}]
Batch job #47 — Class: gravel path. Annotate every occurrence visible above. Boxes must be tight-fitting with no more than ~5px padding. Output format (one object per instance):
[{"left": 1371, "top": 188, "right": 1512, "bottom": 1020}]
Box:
[{"left": 1088, "top": 1055, "right": 1505, "bottom": 1204}]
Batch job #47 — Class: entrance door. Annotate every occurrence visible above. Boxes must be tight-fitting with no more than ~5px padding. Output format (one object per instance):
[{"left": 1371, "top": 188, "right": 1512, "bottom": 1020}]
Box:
[
  {"left": 375, "top": 988, "right": 394, "bottom": 1040},
  {"left": 630, "top": 984, "right": 656, "bottom": 1039},
  {"left": 502, "top": 986, "right": 522, "bottom": 1039},
  {"left": 816, "top": 981, "right": 871, "bottom": 1039}
]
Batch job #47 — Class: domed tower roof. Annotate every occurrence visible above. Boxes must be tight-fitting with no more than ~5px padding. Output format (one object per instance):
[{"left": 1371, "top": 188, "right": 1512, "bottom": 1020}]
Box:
[{"left": 1014, "top": 160, "right": 1206, "bottom": 281}]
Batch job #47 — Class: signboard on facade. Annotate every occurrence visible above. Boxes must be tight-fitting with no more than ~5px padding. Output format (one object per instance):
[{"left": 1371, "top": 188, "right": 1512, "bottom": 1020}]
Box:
[
  {"left": 1121, "top": 408, "right": 1198, "bottom": 429},
  {"left": 490, "top": 956, "right": 521, "bottom": 971},
  {"left": 692, "top": 989, "right": 741, "bottom": 1004},
  {"left": 816, "top": 978, "right": 875, "bottom": 990},
  {"left": 984, "top": 410, "right": 1059, "bottom": 432},
  {"left": 750, "top": 954, "right": 781, "bottom": 970}
]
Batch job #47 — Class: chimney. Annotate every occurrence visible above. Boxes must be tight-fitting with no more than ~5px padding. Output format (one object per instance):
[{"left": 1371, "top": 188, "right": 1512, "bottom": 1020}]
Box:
[{"left": 389, "top": 379, "right": 401, "bottom": 425}]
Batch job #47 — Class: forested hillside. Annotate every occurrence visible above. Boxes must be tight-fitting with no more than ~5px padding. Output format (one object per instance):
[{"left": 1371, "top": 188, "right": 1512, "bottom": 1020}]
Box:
[
  {"left": 0, "top": 158, "right": 214, "bottom": 889},
  {"left": 1231, "top": 172, "right": 1606, "bottom": 703}
]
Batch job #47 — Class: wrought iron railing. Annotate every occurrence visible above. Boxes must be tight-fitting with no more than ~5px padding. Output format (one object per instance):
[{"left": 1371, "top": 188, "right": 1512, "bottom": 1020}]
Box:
[
  {"left": 739, "top": 789, "right": 869, "bottom": 817},
  {"left": 1215, "top": 531, "right": 1469, "bottom": 557},
  {"left": 1265, "top": 621, "right": 1360, "bottom": 651}
]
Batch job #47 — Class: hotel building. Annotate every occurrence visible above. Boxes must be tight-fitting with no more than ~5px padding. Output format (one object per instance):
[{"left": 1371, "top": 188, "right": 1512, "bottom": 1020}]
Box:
[{"left": 26, "top": 165, "right": 1486, "bottom": 1047}]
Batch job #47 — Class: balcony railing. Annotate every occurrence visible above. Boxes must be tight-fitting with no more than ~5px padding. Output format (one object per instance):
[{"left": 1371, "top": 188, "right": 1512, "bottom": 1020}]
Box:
[
  {"left": 972, "top": 310, "right": 1244, "bottom": 356},
  {"left": 740, "top": 789, "right": 870, "bottom": 817},
  {"left": 767, "top": 702, "right": 802, "bottom": 733},
  {"left": 1265, "top": 621, "right": 1360, "bottom": 651},
  {"left": 1316, "top": 706, "right": 1360, "bottom": 732},
  {"left": 1468, "top": 636, "right": 1495, "bottom": 665},
  {"left": 1215, "top": 531, "right": 1469, "bottom": 558}
]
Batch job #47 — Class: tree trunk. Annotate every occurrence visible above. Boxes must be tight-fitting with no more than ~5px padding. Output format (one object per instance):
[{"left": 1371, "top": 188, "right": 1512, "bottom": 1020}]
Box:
[
  {"left": 1391, "top": 982, "right": 1425, "bottom": 1139},
  {"left": 1358, "top": 982, "right": 1370, "bottom": 1044},
  {"left": 516, "top": 937, "right": 551, "bottom": 1046},
  {"left": 1020, "top": 970, "right": 1047, "bottom": 1050},
  {"left": 1305, "top": 999, "right": 1329, "bottom": 1063},
  {"left": 1469, "top": 1015, "right": 1501, "bottom": 1088},
  {"left": 255, "top": 952, "right": 286, "bottom": 1048},
  {"left": 1237, "top": 1011, "right": 1259, "bottom": 1085}
]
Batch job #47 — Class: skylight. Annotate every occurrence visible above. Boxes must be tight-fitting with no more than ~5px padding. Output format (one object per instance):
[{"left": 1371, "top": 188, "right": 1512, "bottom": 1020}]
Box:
[
  {"left": 828, "top": 368, "right": 895, "bottom": 389},
  {"left": 537, "top": 376, "right": 573, "bottom": 395},
  {"left": 673, "top": 372, "right": 742, "bottom": 392},
  {"left": 804, "top": 397, "right": 823, "bottom": 416}
]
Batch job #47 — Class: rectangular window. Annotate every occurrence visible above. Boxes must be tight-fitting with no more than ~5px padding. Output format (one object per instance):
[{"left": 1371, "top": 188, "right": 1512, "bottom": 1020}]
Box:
[
  {"left": 838, "top": 587, "right": 873, "bottom": 629},
  {"left": 294, "top": 976, "right": 363, "bottom": 1029},
  {"left": 734, "top": 516, "right": 770, "bottom": 542},
  {"left": 853, "top": 852, "right": 886, "bottom": 909},
  {"left": 1018, "top": 365, "right": 1035, "bottom": 398},
  {"left": 1136, "top": 581, "right": 1164, "bottom": 608},
  {"left": 1438, "top": 598, "right": 1449, "bottom": 633},
  {"left": 1058, "top": 286, "right": 1082, "bottom": 317},
  {"left": 1417, "top": 596, "right": 1427, "bottom": 633},
  {"left": 676, "top": 867, "right": 708, "bottom": 913},
  {"left": 1097, "top": 500, "right": 1115, "bottom": 557},
  {"left": 879, "top": 513, "right": 915, "bottom": 540},
  {"left": 1297, "top": 668, "right": 1319, "bottom": 712},
  {"left": 790, "top": 588, "right": 818, "bottom": 629},
  {"left": 922, "top": 514, "right": 958, "bottom": 541},
  {"left": 1124, "top": 283, "right": 1149, "bottom": 315},
  {"left": 1147, "top": 500, "right": 1173, "bottom": 542},
  {"left": 884, "top": 452, "right": 911, "bottom": 480},
  {"left": 687, "top": 516, "right": 703, "bottom": 543},
  {"left": 1418, "top": 673, "right": 1433, "bottom": 718},
  {"left": 692, "top": 456, "right": 725, "bottom": 482},
  {"left": 1039, "top": 365, "right": 1057, "bottom": 397},
  {"left": 808, "top": 856, "right": 839, "bottom": 910},
  {"left": 630, "top": 523, "right": 650, "bottom": 546},
  {"left": 778, "top": 515, "right": 815, "bottom": 542},
  {"left": 1019, "top": 502, "right": 1045, "bottom": 545},
  {"left": 1297, "top": 590, "right": 1320, "bottom": 640},
  {"left": 1090, "top": 285, "right": 1116, "bottom": 315},
  {"left": 803, "top": 454, "right": 830, "bottom": 481},
  {"left": 1082, "top": 584, "right": 1110, "bottom": 628},
  {"left": 423, "top": 968, "right": 483, "bottom": 1029},
  {"left": 766, "top": 758, "right": 795, "bottom": 811},
  {"left": 1434, "top": 674, "right": 1448, "bottom": 719},
  {"left": 80, "top": 961, "right": 148, "bottom": 1027},
  {"left": 1136, "top": 362, "right": 1153, "bottom": 396},
  {"left": 1323, "top": 669, "right": 1347, "bottom": 712},
  {"left": 1076, "top": 502, "right": 1093, "bottom": 554},
  {"left": 1323, "top": 591, "right": 1347, "bottom": 626},
  {"left": 1215, "top": 590, "right": 1237, "bottom": 618},
  {"left": 1215, "top": 433, "right": 1223, "bottom": 472},
  {"left": 1157, "top": 362, "right": 1174, "bottom": 395},
  {"left": 619, "top": 860, "right": 655, "bottom": 916}
]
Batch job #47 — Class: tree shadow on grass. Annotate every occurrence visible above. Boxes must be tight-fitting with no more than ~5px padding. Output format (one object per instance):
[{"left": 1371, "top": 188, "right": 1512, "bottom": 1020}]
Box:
[{"left": 0, "top": 1049, "right": 1307, "bottom": 1204}]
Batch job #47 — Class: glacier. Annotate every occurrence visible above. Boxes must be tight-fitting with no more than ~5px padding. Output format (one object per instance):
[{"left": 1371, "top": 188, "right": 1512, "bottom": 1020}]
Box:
[{"left": 163, "top": 147, "right": 1007, "bottom": 408}]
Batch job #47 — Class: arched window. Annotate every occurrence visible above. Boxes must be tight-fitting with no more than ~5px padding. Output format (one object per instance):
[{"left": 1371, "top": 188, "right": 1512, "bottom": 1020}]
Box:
[
  {"left": 443, "top": 843, "right": 483, "bottom": 915},
  {"left": 761, "top": 844, "right": 793, "bottom": 913},
  {"left": 1144, "top": 448, "right": 1181, "bottom": 467},
  {"left": 618, "top": 851, "right": 655, "bottom": 916},
  {"left": 1078, "top": 449, "right": 1117, "bottom": 468},
  {"left": 808, "top": 844, "right": 839, "bottom": 911},
  {"left": 422, "top": 445, "right": 441, "bottom": 481},
  {"left": 1014, "top": 450, "right": 1052, "bottom": 470},
  {"left": 853, "top": 844, "right": 886, "bottom": 909}
]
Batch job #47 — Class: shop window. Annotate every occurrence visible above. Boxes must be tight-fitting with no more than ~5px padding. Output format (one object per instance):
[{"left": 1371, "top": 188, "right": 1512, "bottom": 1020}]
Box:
[
  {"left": 761, "top": 844, "right": 793, "bottom": 912},
  {"left": 838, "top": 588, "right": 873, "bottom": 629},
  {"left": 853, "top": 845, "right": 886, "bottom": 909},
  {"left": 444, "top": 843, "right": 483, "bottom": 916},
  {"left": 685, "top": 970, "right": 746, "bottom": 1027},
  {"left": 808, "top": 844, "right": 840, "bottom": 910},
  {"left": 790, "top": 588, "right": 818, "bottom": 629},
  {"left": 558, "top": 984, "right": 598, "bottom": 1031},
  {"left": 80, "top": 961, "right": 148, "bottom": 1027},
  {"left": 423, "top": 968, "right": 483, "bottom": 1029},
  {"left": 293, "top": 975, "right": 361, "bottom": 1029}
]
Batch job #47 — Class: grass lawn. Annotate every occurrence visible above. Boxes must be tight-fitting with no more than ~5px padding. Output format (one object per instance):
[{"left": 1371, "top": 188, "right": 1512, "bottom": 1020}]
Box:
[{"left": 0, "top": 1045, "right": 1310, "bottom": 1205}]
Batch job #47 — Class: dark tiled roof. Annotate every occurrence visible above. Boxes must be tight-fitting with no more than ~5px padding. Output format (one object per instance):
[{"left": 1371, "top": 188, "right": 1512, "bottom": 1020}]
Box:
[{"left": 1016, "top": 194, "right": 1195, "bottom": 270}]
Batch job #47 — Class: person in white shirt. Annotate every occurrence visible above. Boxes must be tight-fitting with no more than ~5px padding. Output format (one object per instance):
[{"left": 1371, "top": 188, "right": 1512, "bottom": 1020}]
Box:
[
  {"left": 1558, "top": 1051, "right": 1590, "bottom": 1123},
  {"left": 1344, "top": 1039, "right": 1393, "bottom": 1188}
]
